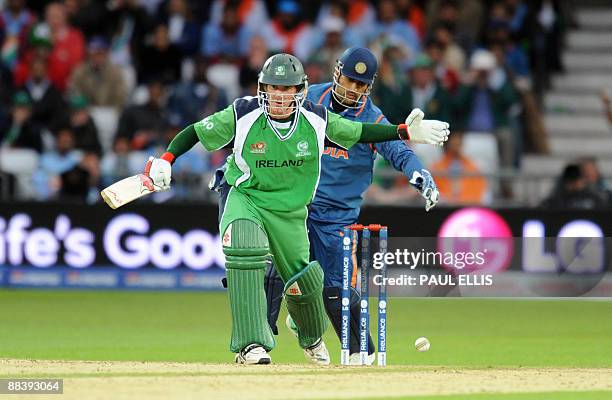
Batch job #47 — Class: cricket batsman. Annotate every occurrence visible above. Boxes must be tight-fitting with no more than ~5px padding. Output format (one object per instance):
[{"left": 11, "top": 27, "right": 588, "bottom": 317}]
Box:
[{"left": 147, "top": 53, "right": 449, "bottom": 365}]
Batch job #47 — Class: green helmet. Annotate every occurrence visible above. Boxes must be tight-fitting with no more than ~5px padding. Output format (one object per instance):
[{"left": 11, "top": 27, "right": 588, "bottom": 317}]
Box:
[{"left": 258, "top": 53, "right": 308, "bottom": 119}]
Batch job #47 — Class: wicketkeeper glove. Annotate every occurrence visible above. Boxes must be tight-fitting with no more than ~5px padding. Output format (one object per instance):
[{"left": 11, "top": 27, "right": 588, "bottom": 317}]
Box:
[
  {"left": 398, "top": 108, "right": 450, "bottom": 146},
  {"left": 409, "top": 169, "right": 440, "bottom": 212},
  {"left": 144, "top": 152, "right": 175, "bottom": 190}
]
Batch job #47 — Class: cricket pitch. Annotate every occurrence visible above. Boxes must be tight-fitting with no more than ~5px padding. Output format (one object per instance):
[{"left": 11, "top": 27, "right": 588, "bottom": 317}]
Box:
[{"left": 2, "top": 359, "right": 611, "bottom": 400}]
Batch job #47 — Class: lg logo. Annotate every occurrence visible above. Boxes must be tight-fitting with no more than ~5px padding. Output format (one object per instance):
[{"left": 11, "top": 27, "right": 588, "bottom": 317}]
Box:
[{"left": 522, "top": 220, "right": 604, "bottom": 274}]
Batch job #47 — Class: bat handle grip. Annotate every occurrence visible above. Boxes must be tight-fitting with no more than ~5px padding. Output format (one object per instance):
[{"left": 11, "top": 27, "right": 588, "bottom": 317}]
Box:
[{"left": 144, "top": 156, "right": 154, "bottom": 175}]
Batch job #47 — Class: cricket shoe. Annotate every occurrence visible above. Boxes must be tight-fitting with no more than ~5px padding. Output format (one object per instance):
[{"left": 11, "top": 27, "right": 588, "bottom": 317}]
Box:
[
  {"left": 349, "top": 352, "right": 375, "bottom": 366},
  {"left": 285, "top": 315, "right": 330, "bottom": 365},
  {"left": 304, "top": 338, "right": 330, "bottom": 365},
  {"left": 234, "top": 344, "right": 271, "bottom": 365}
]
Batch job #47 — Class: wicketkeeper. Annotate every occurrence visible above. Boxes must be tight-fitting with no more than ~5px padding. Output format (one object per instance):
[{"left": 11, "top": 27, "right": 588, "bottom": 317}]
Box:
[{"left": 147, "top": 53, "right": 449, "bottom": 365}]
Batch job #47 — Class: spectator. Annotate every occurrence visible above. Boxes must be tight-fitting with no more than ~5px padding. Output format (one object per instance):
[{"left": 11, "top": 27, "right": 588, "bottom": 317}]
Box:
[
  {"left": 55, "top": 94, "right": 102, "bottom": 155},
  {"left": 505, "top": 0, "right": 531, "bottom": 42},
  {"left": 64, "top": 0, "right": 109, "bottom": 38},
  {"left": 157, "top": 0, "right": 200, "bottom": 56},
  {"left": 0, "top": 0, "right": 36, "bottom": 71},
  {"left": 372, "top": 46, "right": 411, "bottom": 125},
  {"left": 424, "top": 38, "right": 460, "bottom": 93},
  {"left": 12, "top": 24, "right": 54, "bottom": 88},
  {"left": 209, "top": 0, "right": 269, "bottom": 34},
  {"left": 309, "top": 16, "right": 346, "bottom": 81},
  {"left": 0, "top": 91, "right": 42, "bottom": 153},
  {"left": 485, "top": 5, "right": 529, "bottom": 78},
  {"left": 531, "top": 0, "right": 565, "bottom": 97},
  {"left": 261, "top": 0, "right": 317, "bottom": 61},
  {"left": 430, "top": 23, "right": 466, "bottom": 77},
  {"left": 489, "top": 38, "right": 529, "bottom": 83},
  {"left": 201, "top": 3, "right": 251, "bottom": 63},
  {"left": 317, "top": 0, "right": 376, "bottom": 42},
  {"left": 239, "top": 35, "right": 268, "bottom": 96},
  {"left": 139, "top": 23, "right": 182, "bottom": 84},
  {"left": 396, "top": 0, "right": 426, "bottom": 40},
  {"left": 304, "top": 60, "right": 326, "bottom": 88},
  {"left": 42, "top": 2, "right": 86, "bottom": 92},
  {"left": 540, "top": 164, "right": 607, "bottom": 209},
  {"left": 430, "top": 131, "right": 488, "bottom": 204},
  {"left": 315, "top": 2, "right": 363, "bottom": 48},
  {"left": 168, "top": 56, "right": 227, "bottom": 127},
  {"left": 106, "top": 0, "right": 152, "bottom": 69},
  {"left": 116, "top": 78, "right": 168, "bottom": 150},
  {"left": 21, "top": 55, "right": 67, "bottom": 128},
  {"left": 426, "top": 0, "right": 484, "bottom": 51},
  {"left": 371, "top": 0, "right": 420, "bottom": 61},
  {"left": 454, "top": 49, "right": 519, "bottom": 170},
  {"left": 406, "top": 54, "right": 452, "bottom": 123},
  {"left": 59, "top": 151, "right": 100, "bottom": 203},
  {"left": 69, "top": 36, "right": 128, "bottom": 109},
  {"left": 100, "top": 136, "right": 142, "bottom": 187},
  {"left": 578, "top": 157, "right": 612, "bottom": 205},
  {"left": 33, "top": 127, "right": 82, "bottom": 200}
]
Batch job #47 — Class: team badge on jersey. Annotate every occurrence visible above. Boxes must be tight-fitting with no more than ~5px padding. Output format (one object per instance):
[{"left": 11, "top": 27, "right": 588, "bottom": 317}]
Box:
[
  {"left": 296, "top": 140, "right": 311, "bottom": 157},
  {"left": 250, "top": 141, "right": 267, "bottom": 154}
]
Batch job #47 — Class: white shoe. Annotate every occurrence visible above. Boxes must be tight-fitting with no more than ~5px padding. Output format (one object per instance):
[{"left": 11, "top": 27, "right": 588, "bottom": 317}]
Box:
[
  {"left": 286, "top": 315, "right": 330, "bottom": 365},
  {"left": 234, "top": 344, "right": 271, "bottom": 365},
  {"left": 304, "top": 338, "right": 330, "bottom": 365},
  {"left": 349, "top": 352, "right": 375, "bottom": 365}
]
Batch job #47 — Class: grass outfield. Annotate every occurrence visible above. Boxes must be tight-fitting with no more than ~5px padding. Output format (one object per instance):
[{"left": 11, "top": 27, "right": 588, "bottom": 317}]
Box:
[
  {"left": 1, "top": 291, "right": 611, "bottom": 366},
  {"left": 0, "top": 291, "right": 611, "bottom": 399}
]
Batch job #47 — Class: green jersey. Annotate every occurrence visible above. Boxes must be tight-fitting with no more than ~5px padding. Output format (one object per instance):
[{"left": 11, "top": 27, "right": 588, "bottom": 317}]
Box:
[{"left": 194, "top": 97, "right": 362, "bottom": 211}]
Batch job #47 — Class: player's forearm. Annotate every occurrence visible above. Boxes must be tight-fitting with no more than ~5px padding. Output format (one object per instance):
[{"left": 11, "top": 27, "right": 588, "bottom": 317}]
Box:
[
  {"left": 164, "top": 124, "right": 199, "bottom": 162},
  {"left": 358, "top": 123, "right": 408, "bottom": 143}
]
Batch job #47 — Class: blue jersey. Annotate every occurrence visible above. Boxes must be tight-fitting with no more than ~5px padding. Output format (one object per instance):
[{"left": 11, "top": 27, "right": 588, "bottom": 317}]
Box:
[{"left": 307, "top": 82, "right": 425, "bottom": 224}]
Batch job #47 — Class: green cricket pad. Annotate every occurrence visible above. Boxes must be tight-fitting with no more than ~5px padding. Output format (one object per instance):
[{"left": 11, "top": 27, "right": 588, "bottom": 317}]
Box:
[
  {"left": 223, "top": 219, "right": 275, "bottom": 352},
  {"left": 284, "top": 261, "right": 328, "bottom": 348}
]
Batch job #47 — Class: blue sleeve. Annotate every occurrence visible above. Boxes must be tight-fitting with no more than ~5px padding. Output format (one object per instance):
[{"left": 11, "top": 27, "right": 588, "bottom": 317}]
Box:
[{"left": 374, "top": 116, "right": 425, "bottom": 189}]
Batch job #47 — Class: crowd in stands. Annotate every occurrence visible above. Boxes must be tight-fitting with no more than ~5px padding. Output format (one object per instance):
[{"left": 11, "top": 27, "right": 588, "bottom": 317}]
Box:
[{"left": 0, "top": 0, "right": 590, "bottom": 207}]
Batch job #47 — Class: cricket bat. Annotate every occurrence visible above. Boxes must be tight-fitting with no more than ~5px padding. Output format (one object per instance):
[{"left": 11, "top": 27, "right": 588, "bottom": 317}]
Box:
[{"left": 100, "top": 173, "right": 157, "bottom": 209}]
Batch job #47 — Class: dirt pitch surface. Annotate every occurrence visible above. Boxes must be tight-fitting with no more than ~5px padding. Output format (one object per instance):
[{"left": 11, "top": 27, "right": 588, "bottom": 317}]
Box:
[{"left": 2, "top": 359, "right": 612, "bottom": 399}]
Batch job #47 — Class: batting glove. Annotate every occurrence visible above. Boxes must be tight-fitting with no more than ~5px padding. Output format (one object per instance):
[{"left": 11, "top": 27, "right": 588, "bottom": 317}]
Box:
[
  {"left": 144, "top": 153, "right": 174, "bottom": 190},
  {"left": 409, "top": 169, "right": 440, "bottom": 211},
  {"left": 399, "top": 108, "right": 450, "bottom": 146}
]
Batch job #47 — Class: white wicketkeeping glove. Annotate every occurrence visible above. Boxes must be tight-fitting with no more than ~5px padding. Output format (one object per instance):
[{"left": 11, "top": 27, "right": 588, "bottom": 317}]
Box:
[
  {"left": 405, "top": 108, "right": 450, "bottom": 146},
  {"left": 145, "top": 156, "right": 172, "bottom": 190},
  {"left": 409, "top": 169, "right": 440, "bottom": 212}
]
